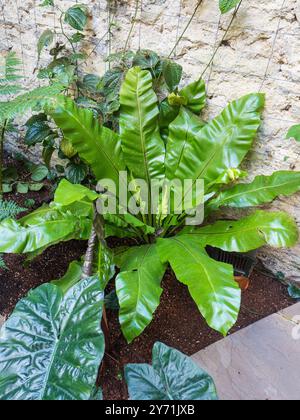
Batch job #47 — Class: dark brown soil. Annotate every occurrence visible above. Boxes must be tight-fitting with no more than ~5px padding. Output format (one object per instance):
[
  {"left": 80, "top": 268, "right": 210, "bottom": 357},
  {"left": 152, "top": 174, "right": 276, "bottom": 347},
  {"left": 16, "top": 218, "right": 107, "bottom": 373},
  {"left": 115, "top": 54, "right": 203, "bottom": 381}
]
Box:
[
  {"left": 101, "top": 269, "right": 294, "bottom": 400},
  {"left": 0, "top": 154, "right": 295, "bottom": 401}
]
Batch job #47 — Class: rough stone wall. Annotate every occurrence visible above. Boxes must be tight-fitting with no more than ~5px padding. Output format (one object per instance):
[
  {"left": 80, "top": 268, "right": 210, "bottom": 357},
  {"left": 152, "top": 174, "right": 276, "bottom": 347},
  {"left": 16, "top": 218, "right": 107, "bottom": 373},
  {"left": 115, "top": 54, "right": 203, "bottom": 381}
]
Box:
[{"left": 0, "top": 0, "right": 300, "bottom": 281}]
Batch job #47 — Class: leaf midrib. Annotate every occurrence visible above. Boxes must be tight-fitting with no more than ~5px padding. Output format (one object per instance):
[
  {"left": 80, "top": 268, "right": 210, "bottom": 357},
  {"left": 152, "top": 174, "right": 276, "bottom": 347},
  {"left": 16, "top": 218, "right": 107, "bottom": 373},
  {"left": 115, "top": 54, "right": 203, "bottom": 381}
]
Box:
[
  {"left": 171, "top": 238, "right": 218, "bottom": 302},
  {"left": 63, "top": 107, "right": 121, "bottom": 182},
  {"left": 135, "top": 73, "right": 151, "bottom": 187},
  {"left": 213, "top": 178, "right": 300, "bottom": 207}
]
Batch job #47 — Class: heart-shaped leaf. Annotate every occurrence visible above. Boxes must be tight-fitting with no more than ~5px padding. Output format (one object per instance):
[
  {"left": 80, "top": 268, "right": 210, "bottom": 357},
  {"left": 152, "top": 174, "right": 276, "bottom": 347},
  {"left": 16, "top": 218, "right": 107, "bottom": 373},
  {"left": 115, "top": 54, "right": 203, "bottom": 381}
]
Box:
[
  {"left": 125, "top": 342, "right": 218, "bottom": 400},
  {"left": 65, "top": 5, "right": 88, "bottom": 31},
  {"left": 0, "top": 277, "right": 105, "bottom": 400}
]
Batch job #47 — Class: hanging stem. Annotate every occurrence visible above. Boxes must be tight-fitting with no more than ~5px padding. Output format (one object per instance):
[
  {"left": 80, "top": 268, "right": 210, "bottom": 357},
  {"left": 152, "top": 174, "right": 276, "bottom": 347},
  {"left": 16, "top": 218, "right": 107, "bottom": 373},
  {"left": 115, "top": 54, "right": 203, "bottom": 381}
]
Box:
[
  {"left": 59, "top": 11, "right": 80, "bottom": 97},
  {"left": 199, "top": 0, "right": 243, "bottom": 80},
  {"left": 168, "top": 0, "right": 204, "bottom": 58},
  {"left": 0, "top": 120, "right": 7, "bottom": 198},
  {"left": 124, "top": 0, "right": 140, "bottom": 52}
]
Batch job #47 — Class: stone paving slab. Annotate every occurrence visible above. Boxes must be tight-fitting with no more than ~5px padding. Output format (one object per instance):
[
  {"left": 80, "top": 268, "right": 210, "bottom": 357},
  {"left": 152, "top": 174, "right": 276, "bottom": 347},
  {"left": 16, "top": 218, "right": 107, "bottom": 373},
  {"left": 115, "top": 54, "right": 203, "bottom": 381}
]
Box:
[{"left": 192, "top": 303, "right": 300, "bottom": 401}]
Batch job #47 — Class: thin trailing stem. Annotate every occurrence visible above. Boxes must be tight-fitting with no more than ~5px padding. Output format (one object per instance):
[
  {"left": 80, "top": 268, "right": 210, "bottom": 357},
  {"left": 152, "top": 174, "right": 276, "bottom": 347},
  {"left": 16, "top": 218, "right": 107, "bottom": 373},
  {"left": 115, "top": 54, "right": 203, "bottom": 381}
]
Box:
[
  {"left": 59, "top": 11, "right": 80, "bottom": 97},
  {"left": 124, "top": 0, "right": 140, "bottom": 53},
  {"left": 168, "top": 0, "right": 204, "bottom": 58},
  {"left": 0, "top": 120, "right": 7, "bottom": 198},
  {"left": 199, "top": 0, "right": 243, "bottom": 80}
]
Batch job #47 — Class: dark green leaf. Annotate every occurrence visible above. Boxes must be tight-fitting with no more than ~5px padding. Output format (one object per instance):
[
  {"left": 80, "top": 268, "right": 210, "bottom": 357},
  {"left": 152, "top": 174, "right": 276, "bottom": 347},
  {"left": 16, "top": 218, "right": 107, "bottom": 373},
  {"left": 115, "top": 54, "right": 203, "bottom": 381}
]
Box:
[
  {"left": 133, "top": 50, "right": 160, "bottom": 70},
  {"left": 125, "top": 342, "right": 218, "bottom": 400},
  {"left": 82, "top": 74, "right": 101, "bottom": 93},
  {"left": 104, "top": 290, "right": 119, "bottom": 311},
  {"left": 65, "top": 163, "right": 87, "bottom": 184},
  {"left": 31, "top": 165, "right": 49, "bottom": 182},
  {"left": 64, "top": 5, "right": 88, "bottom": 31},
  {"left": 162, "top": 60, "right": 183, "bottom": 92},
  {"left": 0, "top": 277, "right": 105, "bottom": 400},
  {"left": 42, "top": 145, "right": 55, "bottom": 168},
  {"left": 288, "top": 284, "right": 300, "bottom": 299},
  {"left": 25, "top": 120, "right": 53, "bottom": 146},
  {"left": 2, "top": 167, "right": 18, "bottom": 183}
]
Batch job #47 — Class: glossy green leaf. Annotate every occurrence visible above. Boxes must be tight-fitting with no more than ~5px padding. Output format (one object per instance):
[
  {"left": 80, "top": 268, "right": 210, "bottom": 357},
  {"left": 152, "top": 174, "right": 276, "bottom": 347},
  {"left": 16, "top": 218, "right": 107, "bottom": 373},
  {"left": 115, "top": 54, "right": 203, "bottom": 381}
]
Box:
[
  {"left": 120, "top": 67, "right": 165, "bottom": 183},
  {"left": 165, "top": 107, "right": 206, "bottom": 181},
  {"left": 25, "top": 120, "right": 53, "bottom": 146},
  {"left": 0, "top": 204, "right": 92, "bottom": 254},
  {"left": 37, "top": 29, "right": 54, "bottom": 59},
  {"left": 166, "top": 93, "right": 264, "bottom": 188},
  {"left": 206, "top": 168, "right": 248, "bottom": 193},
  {"left": 31, "top": 165, "right": 49, "bottom": 182},
  {"left": 95, "top": 240, "right": 115, "bottom": 290},
  {"left": 51, "top": 260, "right": 83, "bottom": 294},
  {"left": 157, "top": 235, "right": 240, "bottom": 335},
  {"left": 208, "top": 171, "right": 300, "bottom": 211},
  {"left": 0, "top": 277, "right": 104, "bottom": 400},
  {"left": 54, "top": 179, "right": 98, "bottom": 206},
  {"left": 65, "top": 163, "right": 87, "bottom": 184},
  {"left": 162, "top": 60, "right": 183, "bottom": 92},
  {"left": 64, "top": 5, "right": 88, "bottom": 31},
  {"left": 116, "top": 244, "right": 167, "bottom": 343},
  {"left": 47, "top": 96, "right": 125, "bottom": 189},
  {"left": 82, "top": 74, "right": 101, "bottom": 93},
  {"left": 219, "top": 0, "right": 240, "bottom": 14},
  {"left": 180, "top": 79, "right": 206, "bottom": 114},
  {"left": 286, "top": 124, "right": 300, "bottom": 142},
  {"left": 132, "top": 50, "right": 160, "bottom": 70},
  {"left": 182, "top": 211, "right": 299, "bottom": 252},
  {"left": 288, "top": 284, "right": 300, "bottom": 299},
  {"left": 125, "top": 342, "right": 218, "bottom": 400}
]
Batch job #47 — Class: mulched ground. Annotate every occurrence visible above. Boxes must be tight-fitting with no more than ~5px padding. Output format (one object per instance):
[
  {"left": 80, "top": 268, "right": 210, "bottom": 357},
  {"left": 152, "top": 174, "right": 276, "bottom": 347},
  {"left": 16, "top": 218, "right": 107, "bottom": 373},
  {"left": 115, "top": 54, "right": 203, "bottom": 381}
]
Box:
[{"left": 0, "top": 154, "right": 296, "bottom": 400}]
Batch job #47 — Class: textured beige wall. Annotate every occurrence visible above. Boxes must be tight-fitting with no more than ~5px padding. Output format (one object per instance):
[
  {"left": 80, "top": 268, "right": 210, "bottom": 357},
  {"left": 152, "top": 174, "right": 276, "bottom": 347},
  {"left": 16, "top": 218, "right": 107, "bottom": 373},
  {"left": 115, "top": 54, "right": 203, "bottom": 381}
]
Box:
[{"left": 1, "top": 0, "right": 300, "bottom": 281}]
